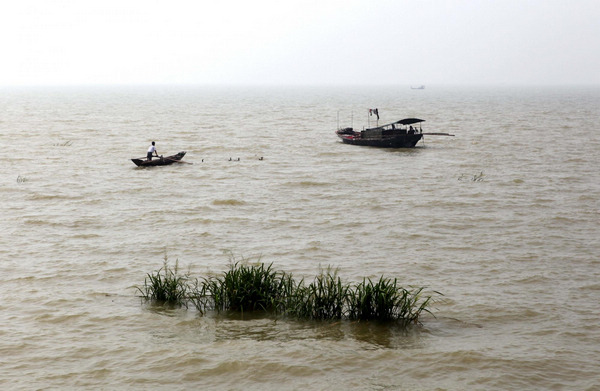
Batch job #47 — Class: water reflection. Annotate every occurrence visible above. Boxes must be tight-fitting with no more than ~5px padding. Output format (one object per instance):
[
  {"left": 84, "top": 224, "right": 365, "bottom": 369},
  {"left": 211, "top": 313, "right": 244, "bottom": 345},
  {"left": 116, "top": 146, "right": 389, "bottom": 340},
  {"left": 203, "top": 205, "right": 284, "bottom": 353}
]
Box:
[{"left": 202, "top": 311, "right": 425, "bottom": 349}]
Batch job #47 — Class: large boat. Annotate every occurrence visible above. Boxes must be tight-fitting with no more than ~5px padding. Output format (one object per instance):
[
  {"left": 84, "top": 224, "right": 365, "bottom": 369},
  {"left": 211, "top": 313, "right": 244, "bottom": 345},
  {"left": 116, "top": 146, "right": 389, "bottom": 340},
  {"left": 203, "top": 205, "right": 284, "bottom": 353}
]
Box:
[
  {"left": 336, "top": 118, "right": 426, "bottom": 148},
  {"left": 131, "top": 151, "right": 187, "bottom": 167}
]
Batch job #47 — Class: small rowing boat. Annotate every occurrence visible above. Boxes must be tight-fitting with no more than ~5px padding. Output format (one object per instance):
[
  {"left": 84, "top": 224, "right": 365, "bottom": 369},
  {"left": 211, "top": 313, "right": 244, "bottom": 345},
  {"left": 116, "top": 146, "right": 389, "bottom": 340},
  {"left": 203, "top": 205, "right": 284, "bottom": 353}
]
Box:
[{"left": 131, "top": 151, "right": 186, "bottom": 167}]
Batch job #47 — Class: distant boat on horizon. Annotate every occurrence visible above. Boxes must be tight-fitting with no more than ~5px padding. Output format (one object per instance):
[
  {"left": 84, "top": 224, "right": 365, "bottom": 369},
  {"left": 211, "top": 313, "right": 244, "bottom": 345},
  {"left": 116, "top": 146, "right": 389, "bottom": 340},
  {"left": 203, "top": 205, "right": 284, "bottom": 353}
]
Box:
[{"left": 411, "top": 85, "right": 425, "bottom": 90}]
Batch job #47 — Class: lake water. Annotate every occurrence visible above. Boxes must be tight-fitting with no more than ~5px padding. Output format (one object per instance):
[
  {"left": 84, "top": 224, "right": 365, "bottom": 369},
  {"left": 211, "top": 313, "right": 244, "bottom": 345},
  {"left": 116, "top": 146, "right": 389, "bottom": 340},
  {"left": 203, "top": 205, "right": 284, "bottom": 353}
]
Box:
[{"left": 1, "top": 85, "right": 599, "bottom": 390}]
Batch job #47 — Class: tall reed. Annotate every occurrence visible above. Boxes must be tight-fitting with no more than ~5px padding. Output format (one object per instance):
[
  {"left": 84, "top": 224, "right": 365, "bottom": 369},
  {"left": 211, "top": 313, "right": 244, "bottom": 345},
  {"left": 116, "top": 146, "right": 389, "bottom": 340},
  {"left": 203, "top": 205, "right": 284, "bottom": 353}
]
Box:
[
  {"left": 194, "top": 261, "right": 292, "bottom": 313},
  {"left": 347, "top": 277, "right": 433, "bottom": 325},
  {"left": 142, "top": 260, "right": 438, "bottom": 326},
  {"left": 136, "top": 258, "right": 189, "bottom": 307},
  {"left": 287, "top": 269, "right": 349, "bottom": 320}
]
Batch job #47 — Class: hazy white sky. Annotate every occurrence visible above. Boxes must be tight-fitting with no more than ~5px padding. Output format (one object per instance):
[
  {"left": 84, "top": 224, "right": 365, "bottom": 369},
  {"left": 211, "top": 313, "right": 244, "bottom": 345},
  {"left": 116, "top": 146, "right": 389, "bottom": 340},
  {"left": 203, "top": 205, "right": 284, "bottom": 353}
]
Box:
[{"left": 1, "top": 0, "right": 598, "bottom": 86}]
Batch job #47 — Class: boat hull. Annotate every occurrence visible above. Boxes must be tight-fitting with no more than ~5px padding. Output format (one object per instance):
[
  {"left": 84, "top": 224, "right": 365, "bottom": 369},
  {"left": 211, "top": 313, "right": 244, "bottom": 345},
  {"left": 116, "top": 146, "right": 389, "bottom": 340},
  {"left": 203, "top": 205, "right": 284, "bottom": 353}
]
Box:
[
  {"left": 336, "top": 117, "right": 431, "bottom": 148},
  {"left": 337, "top": 133, "right": 422, "bottom": 148},
  {"left": 131, "top": 151, "right": 186, "bottom": 167}
]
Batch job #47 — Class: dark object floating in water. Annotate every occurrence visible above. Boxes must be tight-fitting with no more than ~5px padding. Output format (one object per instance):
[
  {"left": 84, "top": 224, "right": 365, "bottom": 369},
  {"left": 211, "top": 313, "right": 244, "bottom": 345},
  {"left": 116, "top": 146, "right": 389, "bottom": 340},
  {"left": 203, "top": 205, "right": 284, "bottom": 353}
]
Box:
[
  {"left": 336, "top": 118, "right": 454, "bottom": 148},
  {"left": 131, "top": 151, "right": 187, "bottom": 167},
  {"left": 336, "top": 118, "right": 421, "bottom": 148}
]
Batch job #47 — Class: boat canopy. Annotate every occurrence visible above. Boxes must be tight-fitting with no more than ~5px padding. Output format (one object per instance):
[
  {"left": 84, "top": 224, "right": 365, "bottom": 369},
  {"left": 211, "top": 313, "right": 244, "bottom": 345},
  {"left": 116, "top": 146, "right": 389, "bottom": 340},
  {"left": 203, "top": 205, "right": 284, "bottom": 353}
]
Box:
[{"left": 396, "top": 118, "right": 425, "bottom": 125}]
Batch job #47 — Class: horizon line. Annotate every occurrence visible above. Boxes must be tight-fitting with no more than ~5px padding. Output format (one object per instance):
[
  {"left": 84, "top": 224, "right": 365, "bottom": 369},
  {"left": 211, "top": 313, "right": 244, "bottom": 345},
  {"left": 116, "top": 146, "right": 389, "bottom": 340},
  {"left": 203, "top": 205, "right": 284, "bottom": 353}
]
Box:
[{"left": 1, "top": 82, "right": 599, "bottom": 89}]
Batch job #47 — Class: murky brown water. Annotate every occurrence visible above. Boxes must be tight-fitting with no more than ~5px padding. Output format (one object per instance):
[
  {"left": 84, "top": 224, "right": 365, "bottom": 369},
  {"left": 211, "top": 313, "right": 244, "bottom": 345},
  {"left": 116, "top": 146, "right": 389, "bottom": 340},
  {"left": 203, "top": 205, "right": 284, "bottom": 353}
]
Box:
[{"left": 2, "top": 86, "right": 599, "bottom": 390}]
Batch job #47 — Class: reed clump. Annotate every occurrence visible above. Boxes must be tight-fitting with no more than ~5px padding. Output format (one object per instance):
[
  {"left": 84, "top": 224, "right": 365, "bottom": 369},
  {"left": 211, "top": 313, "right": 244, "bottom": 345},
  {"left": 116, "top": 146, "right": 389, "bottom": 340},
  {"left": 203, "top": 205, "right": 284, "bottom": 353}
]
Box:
[
  {"left": 198, "top": 261, "right": 292, "bottom": 313},
  {"left": 135, "top": 258, "right": 189, "bottom": 307},
  {"left": 286, "top": 268, "right": 349, "bottom": 320},
  {"left": 138, "top": 260, "right": 439, "bottom": 326},
  {"left": 347, "top": 277, "right": 433, "bottom": 326}
]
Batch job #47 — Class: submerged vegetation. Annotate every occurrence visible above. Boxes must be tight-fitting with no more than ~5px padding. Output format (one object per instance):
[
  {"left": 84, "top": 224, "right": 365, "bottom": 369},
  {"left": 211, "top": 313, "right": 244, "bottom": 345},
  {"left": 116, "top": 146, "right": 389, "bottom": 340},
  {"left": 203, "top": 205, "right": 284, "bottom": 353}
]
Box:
[
  {"left": 137, "top": 258, "right": 440, "bottom": 326},
  {"left": 287, "top": 268, "right": 349, "bottom": 320},
  {"left": 195, "top": 261, "right": 293, "bottom": 314},
  {"left": 136, "top": 257, "right": 190, "bottom": 307}
]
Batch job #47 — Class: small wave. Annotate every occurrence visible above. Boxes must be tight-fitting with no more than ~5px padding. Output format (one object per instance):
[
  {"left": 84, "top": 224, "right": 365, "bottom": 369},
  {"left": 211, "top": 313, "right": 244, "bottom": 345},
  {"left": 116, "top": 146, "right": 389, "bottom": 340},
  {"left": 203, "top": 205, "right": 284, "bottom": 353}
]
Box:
[
  {"left": 23, "top": 218, "right": 60, "bottom": 227},
  {"left": 34, "top": 312, "right": 89, "bottom": 325},
  {"left": 28, "top": 193, "right": 84, "bottom": 201},
  {"left": 69, "top": 233, "right": 102, "bottom": 239},
  {"left": 580, "top": 283, "right": 600, "bottom": 291},
  {"left": 284, "top": 181, "right": 331, "bottom": 187},
  {"left": 182, "top": 216, "right": 215, "bottom": 224},
  {"left": 298, "top": 181, "right": 330, "bottom": 187},
  {"left": 212, "top": 199, "right": 245, "bottom": 206}
]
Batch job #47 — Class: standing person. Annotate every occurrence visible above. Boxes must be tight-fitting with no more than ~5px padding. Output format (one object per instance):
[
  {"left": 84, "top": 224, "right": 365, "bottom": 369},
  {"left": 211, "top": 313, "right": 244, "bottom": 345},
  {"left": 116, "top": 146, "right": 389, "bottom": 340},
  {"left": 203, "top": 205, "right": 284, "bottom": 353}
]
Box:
[{"left": 147, "top": 141, "right": 158, "bottom": 161}]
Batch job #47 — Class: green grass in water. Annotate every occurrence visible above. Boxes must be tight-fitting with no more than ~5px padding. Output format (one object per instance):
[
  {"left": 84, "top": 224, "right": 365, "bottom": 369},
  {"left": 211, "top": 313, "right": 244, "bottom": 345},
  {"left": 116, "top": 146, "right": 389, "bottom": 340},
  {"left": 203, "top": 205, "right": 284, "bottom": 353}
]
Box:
[
  {"left": 347, "top": 277, "right": 434, "bottom": 325},
  {"left": 199, "top": 261, "right": 292, "bottom": 313},
  {"left": 136, "top": 258, "right": 189, "bottom": 307},
  {"left": 287, "top": 268, "right": 349, "bottom": 320},
  {"left": 140, "top": 260, "right": 439, "bottom": 325}
]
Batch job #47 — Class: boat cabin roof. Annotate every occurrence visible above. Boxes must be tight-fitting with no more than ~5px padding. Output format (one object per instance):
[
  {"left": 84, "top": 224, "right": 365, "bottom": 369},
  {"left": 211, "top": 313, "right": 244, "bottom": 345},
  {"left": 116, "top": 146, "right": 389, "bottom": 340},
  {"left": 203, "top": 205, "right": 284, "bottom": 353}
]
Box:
[
  {"left": 365, "top": 118, "right": 425, "bottom": 131},
  {"left": 371, "top": 118, "right": 425, "bottom": 130},
  {"left": 395, "top": 118, "right": 425, "bottom": 125}
]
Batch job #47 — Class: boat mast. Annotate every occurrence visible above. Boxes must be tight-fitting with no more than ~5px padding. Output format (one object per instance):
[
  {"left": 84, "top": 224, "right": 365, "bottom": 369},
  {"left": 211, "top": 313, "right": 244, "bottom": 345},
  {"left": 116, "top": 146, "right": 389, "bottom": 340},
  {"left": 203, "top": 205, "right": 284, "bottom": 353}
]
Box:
[{"left": 367, "top": 108, "right": 379, "bottom": 128}]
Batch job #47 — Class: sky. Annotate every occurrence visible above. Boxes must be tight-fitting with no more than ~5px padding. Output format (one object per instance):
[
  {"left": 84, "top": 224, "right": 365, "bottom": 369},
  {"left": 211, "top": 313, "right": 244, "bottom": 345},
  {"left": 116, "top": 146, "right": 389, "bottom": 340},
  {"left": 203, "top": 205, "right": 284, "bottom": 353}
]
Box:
[{"left": 0, "top": 0, "right": 599, "bottom": 86}]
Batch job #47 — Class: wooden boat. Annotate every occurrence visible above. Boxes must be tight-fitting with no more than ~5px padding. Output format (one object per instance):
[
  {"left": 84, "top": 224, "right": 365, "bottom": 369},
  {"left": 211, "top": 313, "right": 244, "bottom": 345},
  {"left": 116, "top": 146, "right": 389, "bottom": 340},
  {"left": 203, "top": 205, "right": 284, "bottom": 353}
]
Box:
[
  {"left": 336, "top": 118, "right": 426, "bottom": 148},
  {"left": 336, "top": 117, "right": 454, "bottom": 148},
  {"left": 131, "top": 151, "right": 186, "bottom": 167}
]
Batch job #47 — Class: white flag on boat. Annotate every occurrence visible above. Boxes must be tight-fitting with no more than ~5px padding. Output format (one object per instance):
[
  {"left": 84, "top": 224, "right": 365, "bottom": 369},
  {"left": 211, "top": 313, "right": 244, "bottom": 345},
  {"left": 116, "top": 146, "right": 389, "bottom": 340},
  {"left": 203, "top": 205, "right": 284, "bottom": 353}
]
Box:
[{"left": 369, "top": 108, "right": 379, "bottom": 120}]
